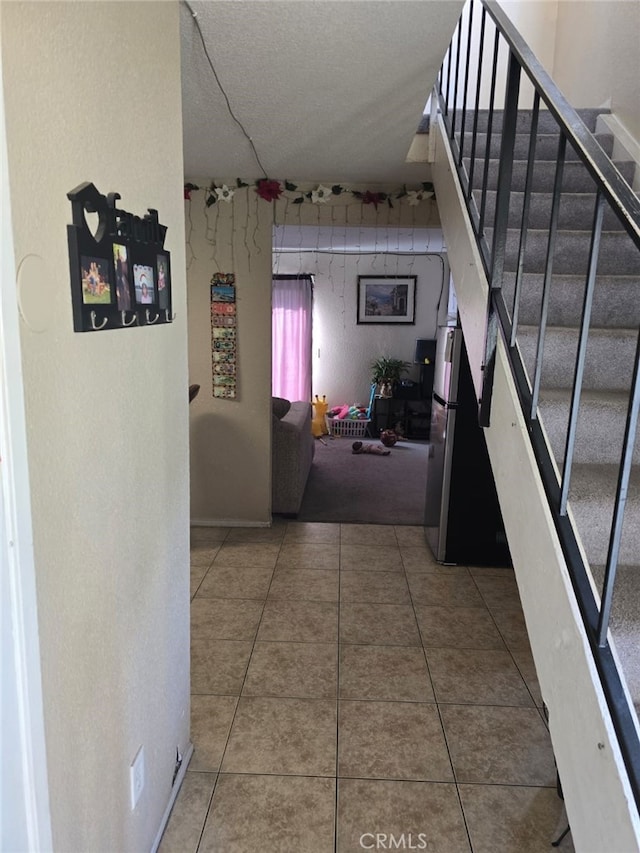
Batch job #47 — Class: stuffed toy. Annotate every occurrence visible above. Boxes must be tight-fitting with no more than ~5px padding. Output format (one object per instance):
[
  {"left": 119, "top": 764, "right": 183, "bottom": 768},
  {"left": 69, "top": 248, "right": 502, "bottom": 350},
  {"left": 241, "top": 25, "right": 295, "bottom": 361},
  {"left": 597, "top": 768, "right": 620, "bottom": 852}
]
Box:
[{"left": 311, "top": 395, "right": 329, "bottom": 437}]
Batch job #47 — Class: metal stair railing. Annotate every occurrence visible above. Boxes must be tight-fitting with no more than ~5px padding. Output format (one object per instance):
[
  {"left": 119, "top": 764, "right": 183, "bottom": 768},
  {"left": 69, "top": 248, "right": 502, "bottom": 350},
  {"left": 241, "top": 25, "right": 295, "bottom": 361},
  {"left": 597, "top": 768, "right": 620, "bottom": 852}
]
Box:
[{"left": 435, "top": 0, "right": 640, "bottom": 809}]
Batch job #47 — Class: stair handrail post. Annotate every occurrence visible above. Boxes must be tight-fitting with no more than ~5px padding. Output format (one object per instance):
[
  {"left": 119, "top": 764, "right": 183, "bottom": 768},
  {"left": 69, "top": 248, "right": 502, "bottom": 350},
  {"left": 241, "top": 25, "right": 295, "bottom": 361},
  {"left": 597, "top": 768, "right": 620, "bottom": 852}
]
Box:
[{"left": 479, "top": 48, "right": 521, "bottom": 427}]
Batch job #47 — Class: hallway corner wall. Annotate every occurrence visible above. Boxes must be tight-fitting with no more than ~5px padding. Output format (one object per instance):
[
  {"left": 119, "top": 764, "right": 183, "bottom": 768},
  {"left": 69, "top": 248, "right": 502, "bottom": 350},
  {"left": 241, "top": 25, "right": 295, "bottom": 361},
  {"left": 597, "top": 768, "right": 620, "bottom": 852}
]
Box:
[{"left": 1, "top": 3, "right": 190, "bottom": 850}]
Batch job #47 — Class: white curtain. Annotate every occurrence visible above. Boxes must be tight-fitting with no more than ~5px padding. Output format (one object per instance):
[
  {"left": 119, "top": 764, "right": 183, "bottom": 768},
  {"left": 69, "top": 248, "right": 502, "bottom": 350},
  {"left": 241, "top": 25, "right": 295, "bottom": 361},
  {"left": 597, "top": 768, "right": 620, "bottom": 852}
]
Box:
[{"left": 272, "top": 275, "right": 313, "bottom": 402}]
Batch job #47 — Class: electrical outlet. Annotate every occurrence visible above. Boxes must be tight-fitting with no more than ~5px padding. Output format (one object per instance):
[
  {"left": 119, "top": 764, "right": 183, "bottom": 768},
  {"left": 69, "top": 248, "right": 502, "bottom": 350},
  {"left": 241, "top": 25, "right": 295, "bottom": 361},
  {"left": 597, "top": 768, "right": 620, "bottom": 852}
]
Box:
[{"left": 130, "top": 746, "right": 145, "bottom": 810}]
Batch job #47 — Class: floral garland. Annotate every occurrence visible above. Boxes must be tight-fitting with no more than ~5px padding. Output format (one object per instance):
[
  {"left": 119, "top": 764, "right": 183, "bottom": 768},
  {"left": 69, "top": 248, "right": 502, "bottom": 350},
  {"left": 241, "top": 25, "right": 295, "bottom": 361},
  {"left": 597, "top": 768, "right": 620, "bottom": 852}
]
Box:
[{"left": 184, "top": 179, "right": 434, "bottom": 209}]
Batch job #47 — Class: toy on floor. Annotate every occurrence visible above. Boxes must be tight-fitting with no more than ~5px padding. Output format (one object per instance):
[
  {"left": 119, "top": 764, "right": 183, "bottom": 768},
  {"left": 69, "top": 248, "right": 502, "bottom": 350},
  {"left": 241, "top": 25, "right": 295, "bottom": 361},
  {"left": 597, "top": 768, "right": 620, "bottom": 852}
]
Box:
[
  {"left": 311, "top": 394, "right": 329, "bottom": 436},
  {"left": 352, "top": 441, "right": 390, "bottom": 456},
  {"left": 380, "top": 429, "right": 399, "bottom": 447}
]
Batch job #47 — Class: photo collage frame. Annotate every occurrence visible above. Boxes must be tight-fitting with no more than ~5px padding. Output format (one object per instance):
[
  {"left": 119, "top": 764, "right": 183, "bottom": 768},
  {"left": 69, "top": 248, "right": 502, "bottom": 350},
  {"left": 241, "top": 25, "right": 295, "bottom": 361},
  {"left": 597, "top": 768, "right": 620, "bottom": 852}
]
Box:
[
  {"left": 211, "top": 272, "right": 237, "bottom": 398},
  {"left": 67, "top": 182, "right": 173, "bottom": 332}
]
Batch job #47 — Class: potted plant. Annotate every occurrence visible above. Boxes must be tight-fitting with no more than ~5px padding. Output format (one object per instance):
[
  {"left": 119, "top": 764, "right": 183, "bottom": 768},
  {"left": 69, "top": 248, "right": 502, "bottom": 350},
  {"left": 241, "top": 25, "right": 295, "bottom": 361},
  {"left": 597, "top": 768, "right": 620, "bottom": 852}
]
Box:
[{"left": 370, "top": 356, "right": 410, "bottom": 398}]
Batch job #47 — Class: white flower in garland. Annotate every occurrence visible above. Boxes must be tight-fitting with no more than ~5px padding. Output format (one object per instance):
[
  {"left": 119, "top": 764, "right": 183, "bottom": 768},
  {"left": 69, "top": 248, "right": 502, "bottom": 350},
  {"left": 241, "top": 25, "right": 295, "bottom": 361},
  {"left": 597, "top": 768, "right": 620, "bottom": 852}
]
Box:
[
  {"left": 406, "top": 189, "right": 434, "bottom": 206},
  {"left": 311, "top": 185, "right": 332, "bottom": 204},
  {"left": 215, "top": 184, "right": 235, "bottom": 203}
]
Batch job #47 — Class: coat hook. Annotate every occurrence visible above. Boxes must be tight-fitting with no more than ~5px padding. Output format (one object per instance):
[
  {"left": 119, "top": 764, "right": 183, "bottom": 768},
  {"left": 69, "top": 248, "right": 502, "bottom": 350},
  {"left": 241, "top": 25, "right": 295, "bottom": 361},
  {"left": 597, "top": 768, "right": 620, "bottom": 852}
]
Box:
[
  {"left": 121, "top": 311, "right": 137, "bottom": 327},
  {"left": 90, "top": 311, "right": 108, "bottom": 330},
  {"left": 165, "top": 309, "right": 177, "bottom": 322},
  {"left": 145, "top": 309, "right": 160, "bottom": 324}
]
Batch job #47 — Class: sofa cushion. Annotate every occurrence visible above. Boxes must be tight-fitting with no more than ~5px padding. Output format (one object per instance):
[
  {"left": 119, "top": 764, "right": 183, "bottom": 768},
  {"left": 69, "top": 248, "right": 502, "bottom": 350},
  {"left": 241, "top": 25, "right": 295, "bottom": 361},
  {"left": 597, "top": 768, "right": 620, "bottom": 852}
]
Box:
[{"left": 272, "top": 396, "right": 292, "bottom": 420}]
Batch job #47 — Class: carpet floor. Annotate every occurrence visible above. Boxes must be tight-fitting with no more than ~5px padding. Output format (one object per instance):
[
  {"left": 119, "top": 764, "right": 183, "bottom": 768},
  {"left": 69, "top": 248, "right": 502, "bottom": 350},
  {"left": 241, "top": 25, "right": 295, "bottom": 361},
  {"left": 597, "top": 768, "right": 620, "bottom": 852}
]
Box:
[{"left": 296, "top": 436, "right": 429, "bottom": 525}]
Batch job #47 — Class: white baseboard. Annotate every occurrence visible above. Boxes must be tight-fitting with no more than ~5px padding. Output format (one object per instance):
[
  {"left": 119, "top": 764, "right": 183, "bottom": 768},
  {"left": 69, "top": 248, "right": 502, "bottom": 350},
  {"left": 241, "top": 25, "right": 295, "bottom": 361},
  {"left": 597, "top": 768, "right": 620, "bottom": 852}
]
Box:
[{"left": 150, "top": 742, "right": 194, "bottom": 853}]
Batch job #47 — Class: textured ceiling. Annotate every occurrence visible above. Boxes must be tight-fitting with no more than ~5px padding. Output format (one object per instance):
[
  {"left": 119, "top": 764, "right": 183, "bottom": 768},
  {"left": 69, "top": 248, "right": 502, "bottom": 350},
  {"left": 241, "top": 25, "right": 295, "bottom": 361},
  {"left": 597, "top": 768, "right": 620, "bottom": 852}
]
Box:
[{"left": 180, "top": 0, "right": 464, "bottom": 184}]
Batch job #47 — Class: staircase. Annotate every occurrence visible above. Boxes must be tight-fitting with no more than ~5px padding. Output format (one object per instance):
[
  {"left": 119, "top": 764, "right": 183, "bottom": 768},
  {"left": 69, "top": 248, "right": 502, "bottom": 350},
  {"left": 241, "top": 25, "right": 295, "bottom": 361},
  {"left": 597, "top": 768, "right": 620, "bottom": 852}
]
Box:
[{"left": 466, "top": 109, "right": 640, "bottom": 714}]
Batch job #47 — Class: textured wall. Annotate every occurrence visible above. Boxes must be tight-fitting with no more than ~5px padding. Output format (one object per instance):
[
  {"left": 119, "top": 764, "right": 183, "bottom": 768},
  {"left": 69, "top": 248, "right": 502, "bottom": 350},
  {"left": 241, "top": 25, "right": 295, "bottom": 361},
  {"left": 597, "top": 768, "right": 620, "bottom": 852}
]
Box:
[{"left": 2, "top": 3, "right": 190, "bottom": 850}]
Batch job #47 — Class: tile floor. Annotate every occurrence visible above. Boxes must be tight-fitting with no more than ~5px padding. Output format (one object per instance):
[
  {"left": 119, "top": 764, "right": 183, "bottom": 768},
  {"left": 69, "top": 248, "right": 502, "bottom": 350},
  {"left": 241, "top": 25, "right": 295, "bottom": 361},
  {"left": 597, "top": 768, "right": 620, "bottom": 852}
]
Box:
[{"left": 159, "top": 522, "right": 573, "bottom": 853}]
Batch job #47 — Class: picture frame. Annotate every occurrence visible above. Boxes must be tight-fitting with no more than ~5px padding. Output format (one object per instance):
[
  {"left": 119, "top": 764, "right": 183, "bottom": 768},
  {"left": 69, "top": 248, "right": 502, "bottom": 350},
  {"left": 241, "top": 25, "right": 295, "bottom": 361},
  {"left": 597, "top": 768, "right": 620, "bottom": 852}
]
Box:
[
  {"left": 67, "top": 182, "right": 173, "bottom": 332},
  {"left": 357, "top": 275, "right": 416, "bottom": 325}
]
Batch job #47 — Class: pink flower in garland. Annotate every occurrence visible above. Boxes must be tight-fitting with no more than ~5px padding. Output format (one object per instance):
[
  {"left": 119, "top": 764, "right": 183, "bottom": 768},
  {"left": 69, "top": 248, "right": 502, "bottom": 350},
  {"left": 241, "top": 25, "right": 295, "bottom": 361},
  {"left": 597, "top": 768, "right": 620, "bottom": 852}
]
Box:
[
  {"left": 256, "top": 179, "right": 283, "bottom": 202},
  {"left": 361, "top": 190, "right": 384, "bottom": 209},
  {"left": 184, "top": 182, "right": 199, "bottom": 200}
]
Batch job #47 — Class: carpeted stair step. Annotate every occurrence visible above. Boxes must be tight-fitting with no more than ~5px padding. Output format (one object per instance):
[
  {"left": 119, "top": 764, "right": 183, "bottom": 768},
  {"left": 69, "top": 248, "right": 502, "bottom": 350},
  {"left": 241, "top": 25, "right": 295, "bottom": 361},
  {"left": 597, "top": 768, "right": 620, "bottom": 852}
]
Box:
[
  {"left": 495, "top": 228, "right": 640, "bottom": 276},
  {"left": 468, "top": 156, "right": 635, "bottom": 194},
  {"left": 568, "top": 463, "right": 640, "bottom": 565},
  {"left": 538, "top": 388, "right": 639, "bottom": 466},
  {"left": 516, "top": 325, "right": 637, "bottom": 392},
  {"left": 477, "top": 189, "right": 627, "bottom": 232},
  {"left": 483, "top": 228, "right": 640, "bottom": 276},
  {"left": 460, "top": 107, "right": 603, "bottom": 134},
  {"left": 463, "top": 131, "right": 614, "bottom": 161},
  {"left": 590, "top": 563, "right": 640, "bottom": 717},
  {"left": 501, "top": 273, "right": 640, "bottom": 328}
]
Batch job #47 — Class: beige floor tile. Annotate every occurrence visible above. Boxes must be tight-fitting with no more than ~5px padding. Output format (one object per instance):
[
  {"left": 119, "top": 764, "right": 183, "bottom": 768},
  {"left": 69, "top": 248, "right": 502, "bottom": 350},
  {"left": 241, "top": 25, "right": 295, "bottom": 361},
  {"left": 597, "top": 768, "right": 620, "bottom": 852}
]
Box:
[
  {"left": 393, "top": 526, "right": 428, "bottom": 548},
  {"left": 191, "top": 527, "right": 230, "bottom": 544},
  {"left": 191, "top": 598, "right": 263, "bottom": 641},
  {"left": 474, "top": 575, "right": 522, "bottom": 611},
  {"left": 158, "top": 771, "right": 216, "bottom": 853},
  {"left": 340, "top": 603, "right": 421, "bottom": 647},
  {"left": 440, "top": 704, "right": 556, "bottom": 786},
  {"left": 191, "top": 638, "right": 253, "bottom": 695},
  {"left": 339, "top": 645, "right": 434, "bottom": 702},
  {"left": 190, "top": 695, "right": 238, "bottom": 772},
  {"left": 338, "top": 700, "right": 453, "bottom": 782},
  {"left": 340, "top": 571, "right": 411, "bottom": 604},
  {"left": 268, "top": 568, "right": 339, "bottom": 602},
  {"left": 243, "top": 641, "right": 338, "bottom": 699},
  {"left": 191, "top": 564, "right": 209, "bottom": 599},
  {"left": 337, "top": 778, "right": 470, "bottom": 853},
  {"left": 190, "top": 544, "right": 221, "bottom": 568},
  {"left": 257, "top": 600, "right": 339, "bottom": 643},
  {"left": 284, "top": 522, "right": 341, "bottom": 543},
  {"left": 225, "top": 526, "right": 286, "bottom": 544},
  {"left": 341, "top": 524, "right": 398, "bottom": 546},
  {"left": 196, "top": 564, "right": 274, "bottom": 601},
  {"left": 399, "top": 545, "right": 444, "bottom": 572},
  {"left": 426, "top": 647, "right": 534, "bottom": 707},
  {"left": 459, "top": 784, "right": 573, "bottom": 853},
  {"left": 415, "top": 605, "right": 506, "bottom": 650},
  {"left": 199, "top": 774, "right": 335, "bottom": 853},
  {"left": 221, "top": 697, "right": 337, "bottom": 776},
  {"left": 213, "top": 543, "right": 280, "bottom": 569},
  {"left": 492, "top": 609, "right": 532, "bottom": 651},
  {"left": 276, "top": 542, "right": 340, "bottom": 570},
  {"left": 340, "top": 543, "right": 403, "bottom": 572},
  {"left": 407, "top": 572, "right": 485, "bottom": 607},
  {"left": 511, "top": 648, "right": 545, "bottom": 707},
  {"left": 468, "top": 565, "right": 516, "bottom": 579}
]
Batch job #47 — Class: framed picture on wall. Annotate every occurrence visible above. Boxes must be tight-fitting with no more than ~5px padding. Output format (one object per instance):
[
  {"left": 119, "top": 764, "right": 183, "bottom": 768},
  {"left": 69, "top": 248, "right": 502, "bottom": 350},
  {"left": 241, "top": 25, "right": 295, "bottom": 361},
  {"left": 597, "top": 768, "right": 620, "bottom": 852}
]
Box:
[{"left": 357, "top": 275, "right": 416, "bottom": 324}]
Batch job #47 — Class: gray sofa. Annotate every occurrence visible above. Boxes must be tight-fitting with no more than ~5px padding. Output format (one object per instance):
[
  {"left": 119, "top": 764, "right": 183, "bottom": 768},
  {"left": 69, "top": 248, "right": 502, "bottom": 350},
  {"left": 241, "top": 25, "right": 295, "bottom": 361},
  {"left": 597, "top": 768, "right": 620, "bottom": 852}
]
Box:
[{"left": 272, "top": 397, "right": 315, "bottom": 515}]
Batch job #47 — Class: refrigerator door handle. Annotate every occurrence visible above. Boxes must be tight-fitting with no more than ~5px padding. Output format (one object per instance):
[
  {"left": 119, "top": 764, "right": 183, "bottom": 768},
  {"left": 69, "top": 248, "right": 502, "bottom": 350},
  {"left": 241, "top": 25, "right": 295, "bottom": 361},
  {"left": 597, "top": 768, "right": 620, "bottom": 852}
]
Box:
[{"left": 433, "top": 392, "right": 458, "bottom": 410}]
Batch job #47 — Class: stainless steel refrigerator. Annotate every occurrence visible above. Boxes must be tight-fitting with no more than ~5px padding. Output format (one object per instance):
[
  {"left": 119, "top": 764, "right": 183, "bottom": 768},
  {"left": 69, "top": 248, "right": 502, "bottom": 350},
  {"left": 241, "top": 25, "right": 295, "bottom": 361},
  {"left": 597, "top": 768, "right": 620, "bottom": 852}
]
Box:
[{"left": 425, "top": 324, "right": 510, "bottom": 565}]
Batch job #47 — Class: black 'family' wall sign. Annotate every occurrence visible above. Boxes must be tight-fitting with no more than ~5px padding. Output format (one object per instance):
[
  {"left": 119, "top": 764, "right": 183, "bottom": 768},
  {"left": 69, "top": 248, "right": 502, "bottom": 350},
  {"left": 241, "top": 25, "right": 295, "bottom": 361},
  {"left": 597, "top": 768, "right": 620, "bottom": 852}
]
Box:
[{"left": 67, "top": 182, "right": 173, "bottom": 332}]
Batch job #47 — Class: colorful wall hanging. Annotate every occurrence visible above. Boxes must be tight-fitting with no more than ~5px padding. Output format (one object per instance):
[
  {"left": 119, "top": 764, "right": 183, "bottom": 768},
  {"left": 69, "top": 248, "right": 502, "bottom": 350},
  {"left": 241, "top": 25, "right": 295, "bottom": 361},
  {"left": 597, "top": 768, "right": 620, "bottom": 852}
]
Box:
[
  {"left": 211, "top": 272, "right": 237, "bottom": 398},
  {"left": 67, "top": 182, "right": 173, "bottom": 332}
]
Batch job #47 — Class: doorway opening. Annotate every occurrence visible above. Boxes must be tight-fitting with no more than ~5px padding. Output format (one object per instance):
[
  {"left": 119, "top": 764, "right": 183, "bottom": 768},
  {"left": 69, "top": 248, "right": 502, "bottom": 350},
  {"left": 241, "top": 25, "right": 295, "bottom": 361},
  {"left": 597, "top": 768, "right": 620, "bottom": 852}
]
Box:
[{"left": 272, "top": 225, "right": 449, "bottom": 525}]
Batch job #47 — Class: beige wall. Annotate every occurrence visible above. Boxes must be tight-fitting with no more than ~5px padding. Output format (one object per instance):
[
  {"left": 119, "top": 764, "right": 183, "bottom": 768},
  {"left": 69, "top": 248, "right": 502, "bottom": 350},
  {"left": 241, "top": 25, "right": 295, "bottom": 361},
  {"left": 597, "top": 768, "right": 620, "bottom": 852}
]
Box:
[
  {"left": 187, "top": 185, "right": 438, "bottom": 524},
  {"left": 2, "top": 3, "right": 190, "bottom": 851},
  {"left": 499, "top": 0, "right": 640, "bottom": 143},
  {"left": 551, "top": 0, "right": 640, "bottom": 141}
]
